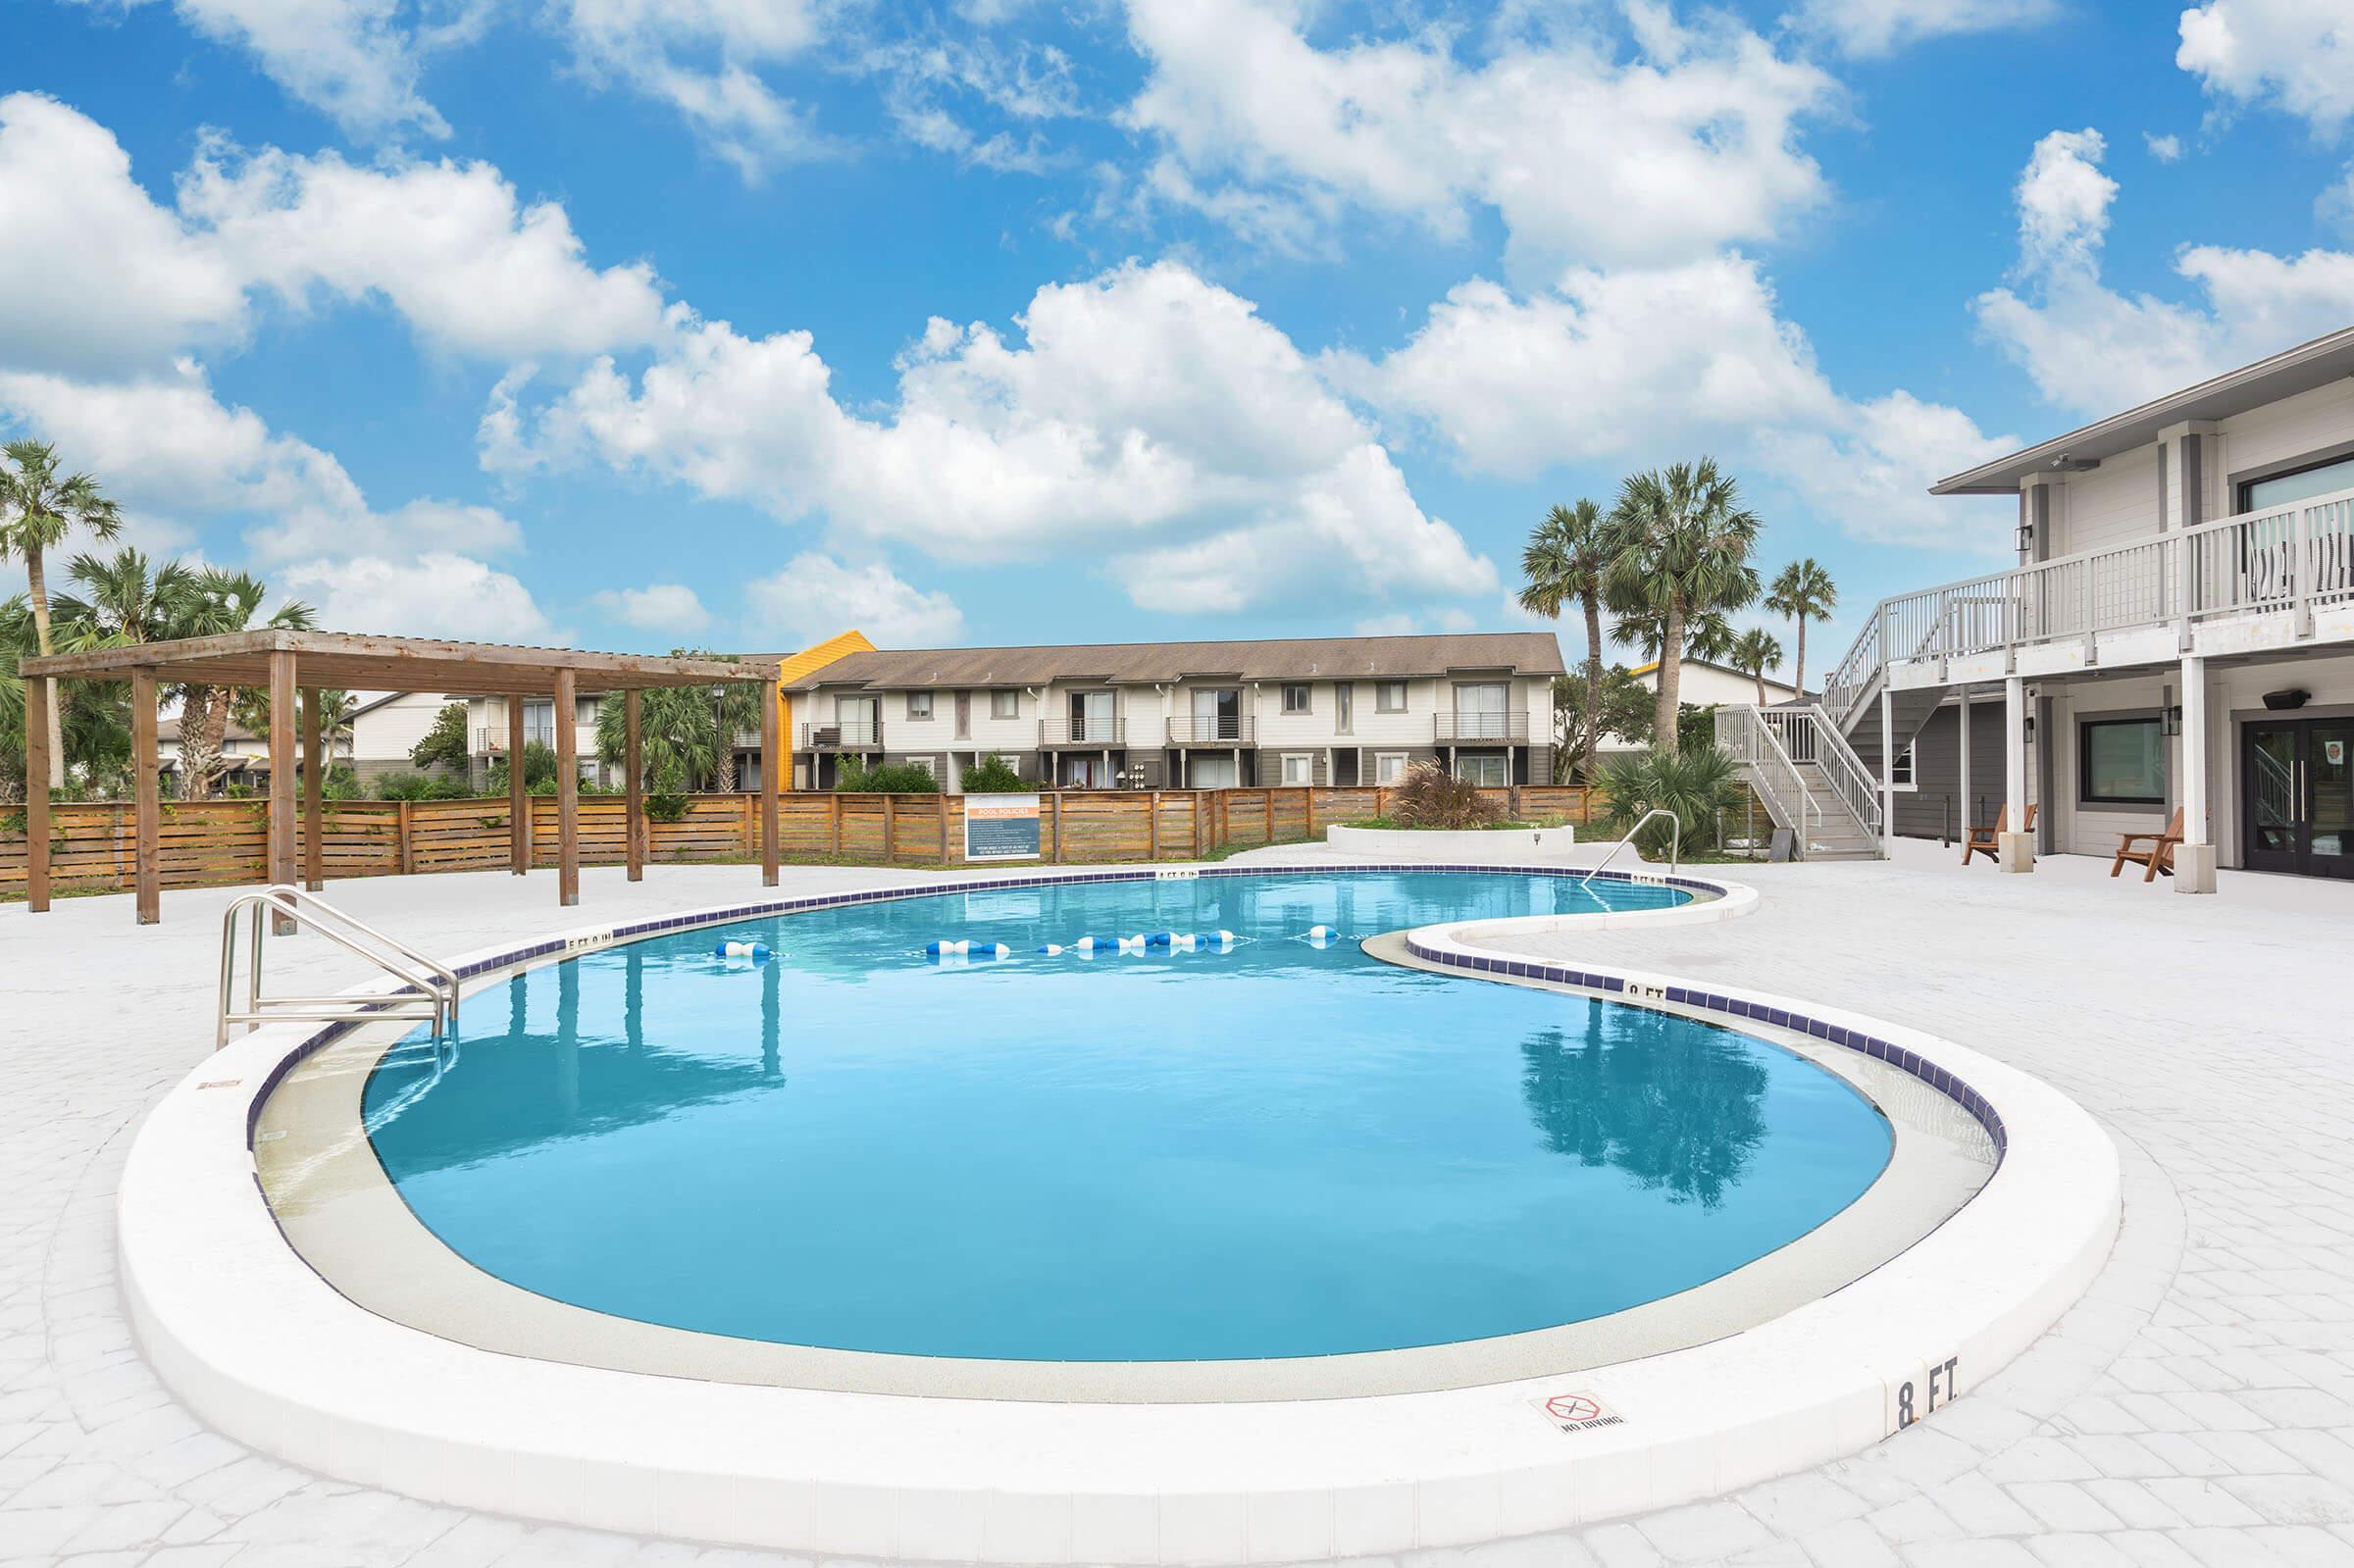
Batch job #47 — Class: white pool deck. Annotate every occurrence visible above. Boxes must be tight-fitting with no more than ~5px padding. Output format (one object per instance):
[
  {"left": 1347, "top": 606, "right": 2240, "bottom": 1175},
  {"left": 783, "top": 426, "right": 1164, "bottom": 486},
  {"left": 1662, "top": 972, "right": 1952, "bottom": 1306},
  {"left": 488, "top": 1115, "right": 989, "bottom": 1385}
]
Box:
[{"left": 5, "top": 841, "right": 2354, "bottom": 1566}]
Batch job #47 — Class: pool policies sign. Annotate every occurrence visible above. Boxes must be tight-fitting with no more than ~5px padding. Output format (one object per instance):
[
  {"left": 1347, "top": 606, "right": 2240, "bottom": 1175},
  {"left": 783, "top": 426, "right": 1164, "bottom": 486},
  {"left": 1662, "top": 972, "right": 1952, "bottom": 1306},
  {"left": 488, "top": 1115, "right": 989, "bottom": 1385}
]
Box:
[{"left": 964, "top": 792, "right": 1043, "bottom": 862}]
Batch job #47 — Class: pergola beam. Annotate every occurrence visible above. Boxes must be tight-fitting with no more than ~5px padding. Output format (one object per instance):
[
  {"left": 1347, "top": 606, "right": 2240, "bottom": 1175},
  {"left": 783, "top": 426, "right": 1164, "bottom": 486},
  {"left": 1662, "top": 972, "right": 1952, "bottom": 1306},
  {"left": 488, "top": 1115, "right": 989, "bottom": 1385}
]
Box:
[
  {"left": 625, "top": 689, "right": 644, "bottom": 883},
  {"left": 16, "top": 631, "right": 781, "bottom": 922}
]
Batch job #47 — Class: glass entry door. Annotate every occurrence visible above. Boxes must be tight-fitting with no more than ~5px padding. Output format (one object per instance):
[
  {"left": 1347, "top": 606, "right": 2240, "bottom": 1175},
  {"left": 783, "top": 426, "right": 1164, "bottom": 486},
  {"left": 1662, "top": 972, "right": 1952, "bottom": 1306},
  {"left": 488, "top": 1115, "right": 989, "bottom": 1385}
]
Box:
[{"left": 2242, "top": 719, "right": 2354, "bottom": 880}]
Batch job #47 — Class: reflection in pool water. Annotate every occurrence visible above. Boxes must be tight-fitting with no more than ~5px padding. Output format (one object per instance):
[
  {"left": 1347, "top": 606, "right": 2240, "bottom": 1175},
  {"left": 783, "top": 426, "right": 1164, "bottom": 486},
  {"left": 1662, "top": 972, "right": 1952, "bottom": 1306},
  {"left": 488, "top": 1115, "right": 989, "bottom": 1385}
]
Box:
[{"left": 360, "top": 871, "right": 1890, "bottom": 1361}]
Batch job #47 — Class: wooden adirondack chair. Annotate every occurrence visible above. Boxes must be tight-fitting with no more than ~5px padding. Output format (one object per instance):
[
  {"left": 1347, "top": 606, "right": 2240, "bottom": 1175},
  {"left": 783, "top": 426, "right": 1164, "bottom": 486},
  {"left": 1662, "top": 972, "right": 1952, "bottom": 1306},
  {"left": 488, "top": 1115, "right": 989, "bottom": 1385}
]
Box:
[
  {"left": 2111, "top": 806, "right": 2187, "bottom": 882},
  {"left": 1963, "top": 803, "right": 2037, "bottom": 866}
]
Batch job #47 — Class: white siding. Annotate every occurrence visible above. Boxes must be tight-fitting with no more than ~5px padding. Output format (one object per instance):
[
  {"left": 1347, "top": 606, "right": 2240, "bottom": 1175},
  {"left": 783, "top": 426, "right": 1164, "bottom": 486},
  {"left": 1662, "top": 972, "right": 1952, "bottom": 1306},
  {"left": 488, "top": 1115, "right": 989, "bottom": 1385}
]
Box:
[
  {"left": 2054, "top": 442, "right": 2161, "bottom": 557},
  {"left": 349, "top": 691, "right": 451, "bottom": 768},
  {"left": 2216, "top": 379, "right": 2354, "bottom": 502}
]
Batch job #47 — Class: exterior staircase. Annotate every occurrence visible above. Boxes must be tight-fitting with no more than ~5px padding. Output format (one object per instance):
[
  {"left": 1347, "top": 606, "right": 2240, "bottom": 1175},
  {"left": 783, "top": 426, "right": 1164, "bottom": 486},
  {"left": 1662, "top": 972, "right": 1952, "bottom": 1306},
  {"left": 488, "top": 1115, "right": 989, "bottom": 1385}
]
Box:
[{"left": 1715, "top": 704, "right": 1885, "bottom": 861}]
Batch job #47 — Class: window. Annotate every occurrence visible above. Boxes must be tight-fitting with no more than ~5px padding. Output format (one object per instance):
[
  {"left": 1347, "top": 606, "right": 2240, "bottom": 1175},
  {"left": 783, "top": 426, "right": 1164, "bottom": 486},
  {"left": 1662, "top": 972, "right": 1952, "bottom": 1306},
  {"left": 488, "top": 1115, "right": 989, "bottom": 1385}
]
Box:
[
  {"left": 1335, "top": 683, "right": 1354, "bottom": 733},
  {"left": 1456, "top": 753, "right": 1509, "bottom": 787},
  {"left": 906, "top": 691, "right": 933, "bottom": 721},
  {"left": 905, "top": 755, "right": 935, "bottom": 780},
  {"left": 990, "top": 689, "right": 1018, "bottom": 720},
  {"left": 1375, "top": 680, "right": 1407, "bottom": 713},
  {"left": 1890, "top": 743, "right": 1917, "bottom": 790},
  {"left": 1374, "top": 752, "right": 1407, "bottom": 784},
  {"left": 2242, "top": 451, "right": 2354, "bottom": 513},
  {"left": 2080, "top": 717, "right": 2166, "bottom": 805},
  {"left": 1282, "top": 683, "right": 1311, "bottom": 714},
  {"left": 1281, "top": 753, "right": 1313, "bottom": 784}
]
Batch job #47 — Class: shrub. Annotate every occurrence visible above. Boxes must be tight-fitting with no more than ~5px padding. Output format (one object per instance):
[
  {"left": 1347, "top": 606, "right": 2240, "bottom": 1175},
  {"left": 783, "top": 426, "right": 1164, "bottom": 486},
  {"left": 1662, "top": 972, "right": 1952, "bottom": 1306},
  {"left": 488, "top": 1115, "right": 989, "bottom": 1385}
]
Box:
[
  {"left": 323, "top": 766, "right": 363, "bottom": 800},
  {"left": 836, "top": 757, "right": 942, "bottom": 793},
  {"left": 960, "top": 752, "right": 1028, "bottom": 792},
  {"left": 1595, "top": 745, "right": 1739, "bottom": 857},
  {"left": 374, "top": 772, "right": 470, "bottom": 801},
  {"left": 645, "top": 789, "right": 690, "bottom": 823},
  {"left": 1387, "top": 760, "right": 1505, "bottom": 830}
]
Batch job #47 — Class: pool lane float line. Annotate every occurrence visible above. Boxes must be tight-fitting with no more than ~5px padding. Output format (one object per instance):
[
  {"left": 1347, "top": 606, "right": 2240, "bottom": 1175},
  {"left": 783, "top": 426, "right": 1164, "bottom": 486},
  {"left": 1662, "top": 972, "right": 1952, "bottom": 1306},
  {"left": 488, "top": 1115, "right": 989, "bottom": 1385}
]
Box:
[
  {"left": 926, "top": 939, "right": 1010, "bottom": 960},
  {"left": 712, "top": 940, "right": 772, "bottom": 961}
]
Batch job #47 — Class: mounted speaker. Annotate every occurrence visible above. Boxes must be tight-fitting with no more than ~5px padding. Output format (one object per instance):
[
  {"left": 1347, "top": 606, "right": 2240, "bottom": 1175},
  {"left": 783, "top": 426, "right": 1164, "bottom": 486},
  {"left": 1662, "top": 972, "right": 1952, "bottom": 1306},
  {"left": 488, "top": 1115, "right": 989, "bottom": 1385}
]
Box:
[{"left": 2262, "top": 688, "right": 2312, "bottom": 711}]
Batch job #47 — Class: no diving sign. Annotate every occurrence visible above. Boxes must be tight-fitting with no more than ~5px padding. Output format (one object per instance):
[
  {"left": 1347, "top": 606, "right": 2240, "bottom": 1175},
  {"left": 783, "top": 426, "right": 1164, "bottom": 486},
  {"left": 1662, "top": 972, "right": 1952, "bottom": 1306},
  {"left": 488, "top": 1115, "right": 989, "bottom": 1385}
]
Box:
[{"left": 1534, "top": 1391, "right": 1625, "bottom": 1434}]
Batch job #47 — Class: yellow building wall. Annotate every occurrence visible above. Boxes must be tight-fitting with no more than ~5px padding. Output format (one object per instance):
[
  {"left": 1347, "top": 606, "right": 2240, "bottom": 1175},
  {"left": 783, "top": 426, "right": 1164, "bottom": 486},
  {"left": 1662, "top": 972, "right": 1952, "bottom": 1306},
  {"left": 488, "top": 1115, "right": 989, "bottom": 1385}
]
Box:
[{"left": 771, "top": 630, "right": 875, "bottom": 789}]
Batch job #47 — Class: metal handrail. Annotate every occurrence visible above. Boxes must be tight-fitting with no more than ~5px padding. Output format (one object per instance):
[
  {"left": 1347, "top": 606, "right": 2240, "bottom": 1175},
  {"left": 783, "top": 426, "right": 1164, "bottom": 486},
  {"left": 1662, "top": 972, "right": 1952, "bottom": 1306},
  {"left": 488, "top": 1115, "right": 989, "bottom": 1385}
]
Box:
[
  {"left": 218, "top": 885, "right": 460, "bottom": 1049},
  {"left": 1578, "top": 806, "right": 1681, "bottom": 885},
  {"left": 1717, "top": 705, "right": 1818, "bottom": 847},
  {"left": 1794, "top": 704, "right": 1885, "bottom": 836}
]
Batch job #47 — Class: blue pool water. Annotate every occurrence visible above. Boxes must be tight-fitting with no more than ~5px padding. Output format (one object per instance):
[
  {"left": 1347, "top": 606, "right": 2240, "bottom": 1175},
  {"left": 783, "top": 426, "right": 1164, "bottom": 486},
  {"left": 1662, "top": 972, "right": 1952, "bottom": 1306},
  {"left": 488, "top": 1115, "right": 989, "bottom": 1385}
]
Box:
[{"left": 360, "top": 871, "right": 1891, "bottom": 1362}]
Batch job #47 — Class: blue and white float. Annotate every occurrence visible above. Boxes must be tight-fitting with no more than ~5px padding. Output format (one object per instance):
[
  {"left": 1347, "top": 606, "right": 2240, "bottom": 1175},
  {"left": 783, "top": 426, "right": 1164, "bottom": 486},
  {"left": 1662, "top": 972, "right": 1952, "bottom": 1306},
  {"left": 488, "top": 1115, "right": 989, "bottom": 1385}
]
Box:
[{"left": 713, "top": 939, "right": 771, "bottom": 960}]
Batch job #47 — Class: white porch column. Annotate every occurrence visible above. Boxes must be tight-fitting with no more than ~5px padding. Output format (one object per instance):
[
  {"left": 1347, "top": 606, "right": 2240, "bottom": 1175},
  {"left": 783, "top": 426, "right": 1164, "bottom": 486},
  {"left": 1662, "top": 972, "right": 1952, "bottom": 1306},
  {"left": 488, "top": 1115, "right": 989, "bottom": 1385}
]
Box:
[
  {"left": 1878, "top": 687, "right": 1896, "bottom": 857},
  {"left": 1957, "top": 689, "right": 1971, "bottom": 842},
  {"left": 2001, "top": 675, "right": 2034, "bottom": 873},
  {"left": 2176, "top": 654, "right": 2216, "bottom": 893}
]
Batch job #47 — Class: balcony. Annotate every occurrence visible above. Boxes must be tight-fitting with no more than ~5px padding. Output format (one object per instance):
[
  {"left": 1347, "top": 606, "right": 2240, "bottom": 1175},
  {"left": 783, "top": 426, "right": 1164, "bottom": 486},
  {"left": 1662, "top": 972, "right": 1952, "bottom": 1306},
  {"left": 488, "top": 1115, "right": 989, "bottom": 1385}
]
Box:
[
  {"left": 478, "top": 725, "right": 556, "bottom": 753},
  {"left": 1823, "top": 483, "right": 2354, "bottom": 729},
  {"left": 1166, "top": 715, "right": 1255, "bottom": 746},
  {"left": 799, "top": 720, "right": 884, "bottom": 750},
  {"left": 1435, "top": 711, "right": 1530, "bottom": 744},
  {"left": 1040, "top": 717, "right": 1126, "bottom": 748}
]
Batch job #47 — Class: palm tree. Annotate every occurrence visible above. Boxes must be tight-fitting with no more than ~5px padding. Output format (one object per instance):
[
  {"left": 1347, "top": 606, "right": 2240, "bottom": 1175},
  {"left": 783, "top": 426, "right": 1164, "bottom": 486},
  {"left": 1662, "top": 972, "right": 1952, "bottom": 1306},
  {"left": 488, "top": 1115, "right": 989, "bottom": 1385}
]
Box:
[
  {"left": 1603, "top": 459, "right": 1762, "bottom": 758},
  {"left": 1612, "top": 607, "right": 1736, "bottom": 667},
  {"left": 595, "top": 670, "right": 759, "bottom": 792},
  {"left": 1765, "top": 558, "right": 1837, "bottom": 697},
  {"left": 1730, "top": 628, "right": 1785, "bottom": 705},
  {"left": 0, "top": 442, "right": 123, "bottom": 788},
  {"left": 53, "top": 548, "right": 203, "bottom": 650},
  {"left": 1518, "top": 500, "right": 1612, "bottom": 782},
  {"left": 182, "top": 572, "right": 315, "bottom": 799}
]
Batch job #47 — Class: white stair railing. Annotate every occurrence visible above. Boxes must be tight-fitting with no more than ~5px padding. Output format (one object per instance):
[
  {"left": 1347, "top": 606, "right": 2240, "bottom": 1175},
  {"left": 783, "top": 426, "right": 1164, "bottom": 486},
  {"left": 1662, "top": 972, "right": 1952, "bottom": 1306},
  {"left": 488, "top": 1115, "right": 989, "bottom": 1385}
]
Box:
[
  {"left": 217, "top": 885, "right": 460, "bottom": 1049},
  {"left": 1714, "top": 706, "right": 1817, "bottom": 848},
  {"left": 1766, "top": 705, "right": 1885, "bottom": 840}
]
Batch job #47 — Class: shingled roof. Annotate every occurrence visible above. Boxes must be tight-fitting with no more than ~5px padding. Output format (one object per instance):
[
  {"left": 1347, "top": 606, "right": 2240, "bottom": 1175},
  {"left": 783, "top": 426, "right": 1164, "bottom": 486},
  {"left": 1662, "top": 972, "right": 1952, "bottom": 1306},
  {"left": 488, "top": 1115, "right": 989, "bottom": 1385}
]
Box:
[{"left": 782, "top": 632, "right": 1566, "bottom": 691}]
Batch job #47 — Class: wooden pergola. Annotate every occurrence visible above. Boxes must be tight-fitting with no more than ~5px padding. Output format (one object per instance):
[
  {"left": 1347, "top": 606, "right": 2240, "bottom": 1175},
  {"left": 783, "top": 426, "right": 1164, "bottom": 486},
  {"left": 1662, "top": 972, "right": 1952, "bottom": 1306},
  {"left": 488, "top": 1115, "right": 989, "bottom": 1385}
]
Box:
[{"left": 19, "top": 631, "right": 782, "bottom": 923}]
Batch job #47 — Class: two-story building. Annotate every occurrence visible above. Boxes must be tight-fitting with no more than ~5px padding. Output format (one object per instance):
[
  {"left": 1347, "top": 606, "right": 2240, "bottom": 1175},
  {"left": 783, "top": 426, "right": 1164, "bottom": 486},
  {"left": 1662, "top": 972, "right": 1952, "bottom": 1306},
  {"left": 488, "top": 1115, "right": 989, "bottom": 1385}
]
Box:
[
  {"left": 1759, "top": 322, "right": 2354, "bottom": 887},
  {"left": 779, "top": 632, "right": 1565, "bottom": 792}
]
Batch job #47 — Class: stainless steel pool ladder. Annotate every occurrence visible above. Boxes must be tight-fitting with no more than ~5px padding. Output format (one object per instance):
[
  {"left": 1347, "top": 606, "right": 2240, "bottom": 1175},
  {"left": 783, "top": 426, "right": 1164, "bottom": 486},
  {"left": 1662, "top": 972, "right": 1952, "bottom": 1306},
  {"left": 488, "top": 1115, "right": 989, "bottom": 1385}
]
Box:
[
  {"left": 216, "top": 885, "right": 460, "bottom": 1050},
  {"left": 1577, "top": 807, "right": 1681, "bottom": 885}
]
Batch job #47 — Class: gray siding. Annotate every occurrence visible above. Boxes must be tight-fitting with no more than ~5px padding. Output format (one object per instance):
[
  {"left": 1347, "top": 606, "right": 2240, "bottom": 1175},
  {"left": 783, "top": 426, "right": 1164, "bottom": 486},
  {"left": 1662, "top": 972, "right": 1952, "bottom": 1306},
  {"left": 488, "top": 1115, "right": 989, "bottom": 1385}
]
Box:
[{"left": 1894, "top": 701, "right": 2007, "bottom": 841}]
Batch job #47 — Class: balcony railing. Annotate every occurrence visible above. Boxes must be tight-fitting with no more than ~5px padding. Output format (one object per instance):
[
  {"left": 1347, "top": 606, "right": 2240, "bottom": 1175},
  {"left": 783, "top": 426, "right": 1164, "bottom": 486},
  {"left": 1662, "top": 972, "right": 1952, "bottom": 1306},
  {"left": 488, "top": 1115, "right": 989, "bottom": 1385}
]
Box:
[
  {"left": 1040, "top": 717, "right": 1125, "bottom": 747},
  {"left": 1823, "top": 483, "right": 2354, "bottom": 730},
  {"left": 1434, "top": 711, "right": 1530, "bottom": 744},
  {"left": 1166, "top": 715, "right": 1255, "bottom": 745},
  {"left": 477, "top": 725, "right": 556, "bottom": 752},
  {"left": 799, "top": 720, "right": 884, "bottom": 750}
]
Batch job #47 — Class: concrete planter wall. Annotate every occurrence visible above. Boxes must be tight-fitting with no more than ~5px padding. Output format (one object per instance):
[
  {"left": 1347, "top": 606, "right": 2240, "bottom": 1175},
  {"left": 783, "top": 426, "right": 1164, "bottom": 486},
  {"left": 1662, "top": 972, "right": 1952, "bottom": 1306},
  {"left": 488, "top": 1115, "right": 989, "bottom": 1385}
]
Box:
[{"left": 1325, "top": 824, "right": 1584, "bottom": 860}]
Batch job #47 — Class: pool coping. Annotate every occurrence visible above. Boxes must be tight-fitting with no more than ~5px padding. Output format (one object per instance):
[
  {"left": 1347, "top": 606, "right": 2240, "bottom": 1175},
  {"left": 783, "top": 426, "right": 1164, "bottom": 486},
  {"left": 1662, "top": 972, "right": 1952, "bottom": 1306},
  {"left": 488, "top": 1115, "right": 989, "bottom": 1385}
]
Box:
[{"left": 119, "top": 863, "right": 2121, "bottom": 1563}]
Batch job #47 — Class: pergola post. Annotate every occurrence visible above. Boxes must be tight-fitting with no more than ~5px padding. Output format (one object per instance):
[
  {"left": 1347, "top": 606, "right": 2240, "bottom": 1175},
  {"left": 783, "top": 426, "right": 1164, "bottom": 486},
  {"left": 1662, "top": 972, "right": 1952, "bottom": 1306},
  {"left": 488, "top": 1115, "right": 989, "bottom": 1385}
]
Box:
[
  {"left": 554, "top": 668, "right": 580, "bottom": 906},
  {"left": 508, "top": 694, "right": 529, "bottom": 876},
  {"left": 300, "top": 687, "right": 324, "bottom": 891},
  {"left": 268, "top": 650, "right": 296, "bottom": 930},
  {"left": 131, "top": 666, "right": 159, "bottom": 925},
  {"left": 625, "top": 688, "right": 644, "bottom": 883},
  {"left": 759, "top": 676, "right": 780, "bottom": 887},
  {"left": 23, "top": 672, "right": 49, "bottom": 913}
]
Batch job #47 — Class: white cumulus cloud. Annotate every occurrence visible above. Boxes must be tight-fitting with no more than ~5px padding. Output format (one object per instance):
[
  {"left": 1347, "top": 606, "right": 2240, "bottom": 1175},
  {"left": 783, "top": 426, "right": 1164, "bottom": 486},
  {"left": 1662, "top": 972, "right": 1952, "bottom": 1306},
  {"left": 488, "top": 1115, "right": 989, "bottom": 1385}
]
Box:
[
  {"left": 591, "top": 582, "right": 713, "bottom": 632},
  {"left": 495, "top": 260, "right": 1499, "bottom": 616},
  {"left": 280, "top": 553, "right": 565, "bottom": 643},
  {"left": 1974, "top": 126, "right": 2354, "bottom": 416},
  {"left": 65, "top": 0, "right": 453, "bottom": 140},
  {"left": 550, "top": 0, "right": 828, "bottom": 179},
  {"left": 745, "top": 554, "right": 966, "bottom": 646},
  {"left": 2177, "top": 0, "right": 2354, "bottom": 136},
  {"left": 1119, "top": 0, "right": 1838, "bottom": 275},
  {"left": 1327, "top": 253, "right": 2017, "bottom": 549},
  {"left": 1787, "top": 0, "right": 2056, "bottom": 58}
]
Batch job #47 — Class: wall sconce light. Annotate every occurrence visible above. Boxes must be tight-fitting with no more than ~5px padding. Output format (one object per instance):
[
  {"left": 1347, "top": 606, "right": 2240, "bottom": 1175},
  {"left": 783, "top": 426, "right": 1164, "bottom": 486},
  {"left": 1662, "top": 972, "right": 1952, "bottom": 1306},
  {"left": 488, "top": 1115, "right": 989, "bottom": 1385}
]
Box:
[
  {"left": 2016, "top": 519, "right": 2034, "bottom": 553},
  {"left": 2163, "top": 705, "right": 2182, "bottom": 736},
  {"left": 2022, "top": 715, "right": 2036, "bottom": 743}
]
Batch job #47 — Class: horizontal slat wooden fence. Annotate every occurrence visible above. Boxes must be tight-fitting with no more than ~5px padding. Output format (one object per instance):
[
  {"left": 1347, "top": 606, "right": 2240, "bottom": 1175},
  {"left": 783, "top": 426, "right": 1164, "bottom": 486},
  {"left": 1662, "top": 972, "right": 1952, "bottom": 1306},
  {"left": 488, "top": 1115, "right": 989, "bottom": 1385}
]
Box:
[{"left": 2, "top": 784, "right": 1595, "bottom": 898}]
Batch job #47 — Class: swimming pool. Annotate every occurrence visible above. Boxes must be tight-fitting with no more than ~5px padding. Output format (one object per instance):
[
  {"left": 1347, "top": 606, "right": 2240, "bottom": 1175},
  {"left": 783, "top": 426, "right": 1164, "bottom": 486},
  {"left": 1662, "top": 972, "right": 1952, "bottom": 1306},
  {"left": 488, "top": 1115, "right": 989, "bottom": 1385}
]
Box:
[{"left": 349, "top": 870, "right": 1892, "bottom": 1364}]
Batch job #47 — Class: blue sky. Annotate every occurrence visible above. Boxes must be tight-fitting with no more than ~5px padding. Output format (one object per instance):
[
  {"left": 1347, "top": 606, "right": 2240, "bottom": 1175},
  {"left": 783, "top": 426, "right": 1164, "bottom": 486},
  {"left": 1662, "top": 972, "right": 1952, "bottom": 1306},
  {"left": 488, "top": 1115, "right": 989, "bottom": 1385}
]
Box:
[{"left": 4, "top": 0, "right": 2351, "bottom": 679}]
